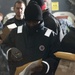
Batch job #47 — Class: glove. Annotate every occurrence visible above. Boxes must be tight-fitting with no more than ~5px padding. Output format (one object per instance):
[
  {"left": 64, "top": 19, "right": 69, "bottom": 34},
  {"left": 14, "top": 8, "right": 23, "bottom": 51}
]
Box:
[
  {"left": 8, "top": 47, "right": 23, "bottom": 61},
  {"left": 30, "top": 0, "right": 46, "bottom": 10}
]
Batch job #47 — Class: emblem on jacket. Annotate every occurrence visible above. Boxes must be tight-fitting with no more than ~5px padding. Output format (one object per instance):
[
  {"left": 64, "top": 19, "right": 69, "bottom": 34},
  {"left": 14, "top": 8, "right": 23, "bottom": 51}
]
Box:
[{"left": 39, "top": 45, "right": 45, "bottom": 51}]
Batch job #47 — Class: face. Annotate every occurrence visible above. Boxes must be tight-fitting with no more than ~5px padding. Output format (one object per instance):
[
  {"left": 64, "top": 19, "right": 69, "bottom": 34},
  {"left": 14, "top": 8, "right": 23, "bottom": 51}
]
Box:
[
  {"left": 26, "top": 20, "right": 40, "bottom": 28},
  {"left": 14, "top": 3, "right": 25, "bottom": 19}
]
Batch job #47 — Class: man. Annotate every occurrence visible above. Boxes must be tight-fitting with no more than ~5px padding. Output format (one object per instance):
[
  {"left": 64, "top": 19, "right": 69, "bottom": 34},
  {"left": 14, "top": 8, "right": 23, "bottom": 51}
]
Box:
[
  {"left": 3, "top": 0, "right": 25, "bottom": 27},
  {"left": 29, "top": 0, "right": 62, "bottom": 42},
  {"left": 0, "top": 0, "right": 26, "bottom": 43},
  {"left": 30, "top": 0, "right": 75, "bottom": 42},
  {"left": 1, "top": 1, "right": 60, "bottom": 75},
  {"left": 29, "top": 0, "right": 60, "bottom": 33},
  {"left": 0, "top": 12, "right": 10, "bottom": 75}
]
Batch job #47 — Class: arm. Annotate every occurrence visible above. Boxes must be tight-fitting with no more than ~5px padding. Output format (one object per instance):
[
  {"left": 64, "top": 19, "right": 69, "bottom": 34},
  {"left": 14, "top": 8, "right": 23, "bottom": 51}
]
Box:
[
  {"left": 43, "top": 9, "right": 60, "bottom": 33},
  {"left": 42, "top": 31, "right": 60, "bottom": 74}
]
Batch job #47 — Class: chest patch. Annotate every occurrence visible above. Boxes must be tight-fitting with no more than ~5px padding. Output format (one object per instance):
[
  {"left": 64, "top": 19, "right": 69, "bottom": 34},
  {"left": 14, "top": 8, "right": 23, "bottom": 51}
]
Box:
[
  {"left": 44, "top": 29, "right": 52, "bottom": 37},
  {"left": 39, "top": 45, "right": 45, "bottom": 51},
  {"left": 17, "top": 25, "right": 23, "bottom": 33}
]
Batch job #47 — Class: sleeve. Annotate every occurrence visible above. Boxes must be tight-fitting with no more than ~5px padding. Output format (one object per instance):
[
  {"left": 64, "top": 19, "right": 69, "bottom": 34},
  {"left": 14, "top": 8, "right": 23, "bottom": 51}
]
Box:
[
  {"left": 42, "top": 31, "right": 60, "bottom": 74},
  {"left": 43, "top": 9, "right": 59, "bottom": 33},
  {"left": 3, "top": 18, "right": 14, "bottom": 28}
]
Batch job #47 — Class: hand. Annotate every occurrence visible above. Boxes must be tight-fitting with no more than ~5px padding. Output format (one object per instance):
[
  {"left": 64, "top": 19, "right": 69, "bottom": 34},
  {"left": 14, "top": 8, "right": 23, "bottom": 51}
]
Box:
[
  {"left": 20, "top": 59, "right": 43, "bottom": 75},
  {"left": 9, "top": 47, "right": 23, "bottom": 61},
  {"left": 31, "top": 62, "right": 43, "bottom": 73},
  {"left": 28, "top": 59, "right": 43, "bottom": 73}
]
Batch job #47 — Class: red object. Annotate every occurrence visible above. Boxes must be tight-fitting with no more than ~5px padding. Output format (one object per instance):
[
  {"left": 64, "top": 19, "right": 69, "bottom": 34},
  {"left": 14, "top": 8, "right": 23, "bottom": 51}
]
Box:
[{"left": 41, "top": 4, "right": 46, "bottom": 10}]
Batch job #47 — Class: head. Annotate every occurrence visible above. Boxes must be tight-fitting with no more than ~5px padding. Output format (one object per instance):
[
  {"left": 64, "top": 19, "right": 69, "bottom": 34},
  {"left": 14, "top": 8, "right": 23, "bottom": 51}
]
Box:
[
  {"left": 0, "top": 13, "right": 3, "bottom": 22},
  {"left": 14, "top": 0, "right": 25, "bottom": 19},
  {"left": 25, "top": 1, "right": 43, "bottom": 28}
]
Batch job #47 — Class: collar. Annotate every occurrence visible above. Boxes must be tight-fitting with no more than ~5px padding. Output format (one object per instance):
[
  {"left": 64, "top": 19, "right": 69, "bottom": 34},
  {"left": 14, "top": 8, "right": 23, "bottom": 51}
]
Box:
[{"left": 26, "top": 21, "right": 44, "bottom": 35}]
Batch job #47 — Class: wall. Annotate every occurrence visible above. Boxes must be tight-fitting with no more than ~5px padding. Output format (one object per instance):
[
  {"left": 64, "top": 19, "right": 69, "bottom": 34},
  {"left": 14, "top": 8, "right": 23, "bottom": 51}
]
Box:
[
  {"left": 0, "top": 0, "right": 17, "bottom": 16},
  {"left": 51, "top": 0, "right": 75, "bottom": 15}
]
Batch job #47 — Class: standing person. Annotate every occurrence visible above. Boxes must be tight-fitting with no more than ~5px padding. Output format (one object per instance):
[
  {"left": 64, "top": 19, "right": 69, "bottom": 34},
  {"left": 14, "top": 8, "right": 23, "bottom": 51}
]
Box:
[
  {"left": 0, "top": 0, "right": 26, "bottom": 43},
  {"left": 0, "top": 12, "right": 9, "bottom": 75},
  {"left": 29, "top": 0, "right": 63, "bottom": 42},
  {"left": 29, "top": 0, "right": 74, "bottom": 41},
  {"left": 3, "top": 0, "right": 26, "bottom": 27},
  {"left": 1, "top": 1, "right": 60, "bottom": 75},
  {"left": 29, "top": 0, "right": 60, "bottom": 33}
]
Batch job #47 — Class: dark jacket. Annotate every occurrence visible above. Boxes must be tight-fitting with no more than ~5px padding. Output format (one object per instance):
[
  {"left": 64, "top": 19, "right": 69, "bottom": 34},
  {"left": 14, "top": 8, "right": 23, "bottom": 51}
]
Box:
[
  {"left": 61, "top": 27, "right": 75, "bottom": 53},
  {"left": 1, "top": 21, "right": 60, "bottom": 75},
  {"left": 3, "top": 16, "right": 25, "bottom": 28},
  {"left": 43, "top": 9, "right": 60, "bottom": 33}
]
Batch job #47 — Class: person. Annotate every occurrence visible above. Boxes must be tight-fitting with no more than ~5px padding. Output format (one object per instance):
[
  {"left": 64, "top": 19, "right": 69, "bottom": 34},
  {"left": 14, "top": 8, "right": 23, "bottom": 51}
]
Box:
[
  {"left": 0, "top": 12, "right": 10, "bottom": 75},
  {"left": 1, "top": 1, "right": 60, "bottom": 75},
  {"left": 29, "top": 0, "right": 64, "bottom": 42},
  {"left": 3, "top": 0, "right": 26, "bottom": 28},
  {"left": 29, "top": 0, "right": 60, "bottom": 33},
  {"left": 30, "top": 0, "right": 75, "bottom": 42},
  {"left": 0, "top": 0, "right": 26, "bottom": 43}
]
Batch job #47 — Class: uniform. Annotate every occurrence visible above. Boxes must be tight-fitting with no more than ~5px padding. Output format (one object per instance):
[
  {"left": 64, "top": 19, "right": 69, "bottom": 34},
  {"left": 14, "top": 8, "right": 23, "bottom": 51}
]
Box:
[
  {"left": 1, "top": 23, "right": 60, "bottom": 75},
  {"left": 3, "top": 16, "right": 25, "bottom": 28},
  {"left": 43, "top": 9, "right": 60, "bottom": 33},
  {"left": 1, "top": 1, "right": 60, "bottom": 75}
]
